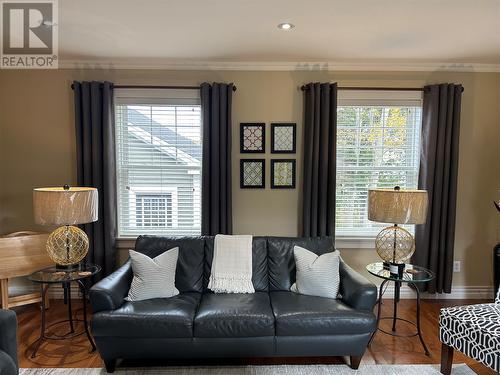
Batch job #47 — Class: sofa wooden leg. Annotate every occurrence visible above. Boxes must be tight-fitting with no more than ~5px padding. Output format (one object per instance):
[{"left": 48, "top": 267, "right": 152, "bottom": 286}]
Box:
[
  {"left": 104, "top": 359, "right": 116, "bottom": 373},
  {"left": 350, "top": 355, "right": 362, "bottom": 370},
  {"left": 440, "top": 343, "right": 454, "bottom": 375}
]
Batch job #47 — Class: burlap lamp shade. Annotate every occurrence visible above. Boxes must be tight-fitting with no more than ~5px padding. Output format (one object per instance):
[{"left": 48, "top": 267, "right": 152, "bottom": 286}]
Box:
[
  {"left": 33, "top": 186, "right": 98, "bottom": 266},
  {"left": 368, "top": 187, "right": 428, "bottom": 266}
]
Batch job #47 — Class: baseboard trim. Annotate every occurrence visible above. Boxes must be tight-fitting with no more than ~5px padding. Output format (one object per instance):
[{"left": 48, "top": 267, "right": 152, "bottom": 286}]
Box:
[
  {"left": 383, "top": 285, "right": 494, "bottom": 300},
  {"left": 9, "top": 284, "right": 81, "bottom": 300}
]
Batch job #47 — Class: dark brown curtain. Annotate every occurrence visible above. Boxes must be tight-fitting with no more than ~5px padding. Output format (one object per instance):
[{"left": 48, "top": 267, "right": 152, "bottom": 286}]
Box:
[
  {"left": 302, "top": 82, "right": 338, "bottom": 237},
  {"left": 73, "top": 81, "right": 117, "bottom": 279},
  {"left": 201, "top": 83, "right": 233, "bottom": 235},
  {"left": 413, "top": 83, "right": 463, "bottom": 293}
]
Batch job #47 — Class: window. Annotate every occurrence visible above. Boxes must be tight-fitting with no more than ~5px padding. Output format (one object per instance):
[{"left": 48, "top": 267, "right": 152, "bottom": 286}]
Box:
[
  {"left": 133, "top": 189, "right": 178, "bottom": 228},
  {"left": 135, "top": 194, "right": 172, "bottom": 228},
  {"left": 115, "top": 89, "right": 201, "bottom": 237},
  {"left": 336, "top": 90, "right": 423, "bottom": 237}
]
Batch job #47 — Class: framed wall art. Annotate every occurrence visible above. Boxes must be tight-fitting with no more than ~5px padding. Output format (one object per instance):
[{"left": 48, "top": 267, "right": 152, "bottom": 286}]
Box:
[
  {"left": 240, "top": 123, "right": 265, "bottom": 153},
  {"left": 240, "top": 159, "right": 265, "bottom": 189},
  {"left": 271, "top": 123, "right": 296, "bottom": 153},
  {"left": 271, "top": 159, "right": 296, "bottom": 189}
]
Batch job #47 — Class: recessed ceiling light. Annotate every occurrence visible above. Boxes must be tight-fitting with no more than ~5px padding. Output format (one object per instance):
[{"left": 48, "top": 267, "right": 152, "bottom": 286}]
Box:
[{"left": 278, "top": 23, "right": 294, "bottom": 30}]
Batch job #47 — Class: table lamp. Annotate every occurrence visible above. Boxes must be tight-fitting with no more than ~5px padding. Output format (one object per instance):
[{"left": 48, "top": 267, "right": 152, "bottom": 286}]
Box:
[
  {"left": 33, "top": 185, "right": 98, "bottom": 268},
  {"left": 368, "top": 186, "right": 428, "bottom": 276}
]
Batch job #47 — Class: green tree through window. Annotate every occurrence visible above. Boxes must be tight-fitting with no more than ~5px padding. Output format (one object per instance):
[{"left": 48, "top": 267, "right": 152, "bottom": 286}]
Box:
[{"left": 336, "top": 105, "right": 422, "bottom": 236}]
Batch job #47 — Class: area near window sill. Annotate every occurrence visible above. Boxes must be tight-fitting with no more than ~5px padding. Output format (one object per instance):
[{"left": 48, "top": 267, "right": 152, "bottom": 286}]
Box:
[
  {"left": 116, "top": 237, "right": 137, "bottom": 250},
  {"left": 335, "top": 236, "right": 375, "bottom": 249},
  {"left": 116, "top": 236, "right": 375, "bottom": 250}
]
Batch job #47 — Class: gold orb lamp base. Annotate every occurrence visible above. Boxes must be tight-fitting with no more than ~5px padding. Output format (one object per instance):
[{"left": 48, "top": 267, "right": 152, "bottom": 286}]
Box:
[
  {"left": 375, "top": 224, "right": 415, "bottom": 277},
  {"left": 46, "top": 225, "right": 89, "bottom": 267}
]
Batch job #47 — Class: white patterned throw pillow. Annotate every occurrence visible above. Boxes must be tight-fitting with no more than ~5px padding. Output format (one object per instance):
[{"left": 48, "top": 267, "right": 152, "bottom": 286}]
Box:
[
  {"left": 125, "top": 248, "right": 179, "bottom": 301},
  {"left": 290, "top": 246, "right": 340, "bottom": 299}
]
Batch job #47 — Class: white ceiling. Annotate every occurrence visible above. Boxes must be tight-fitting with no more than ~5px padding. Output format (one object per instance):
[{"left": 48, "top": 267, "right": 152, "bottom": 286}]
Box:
[{"left": 58, "top": 0, "right": 500, "bottom": 69}]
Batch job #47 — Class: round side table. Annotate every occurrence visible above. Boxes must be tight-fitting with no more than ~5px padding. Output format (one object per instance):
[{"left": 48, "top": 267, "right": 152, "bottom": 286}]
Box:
[
  {"left": 366, "top": 262, "right": 435, "bottom": 355},
  {"left": 28, "top": 263, "right": 101, "bottom": 358}
]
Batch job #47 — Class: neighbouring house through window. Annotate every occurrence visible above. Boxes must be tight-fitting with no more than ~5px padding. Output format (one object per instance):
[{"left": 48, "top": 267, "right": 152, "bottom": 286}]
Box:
[
  {"left": 336, "top": 90, "right": 423, "bottom": 237},
  {"left": 114, "top": 89, "right": 201, "bottom": 237},
  {"left": 135, "top": 193, "right": 173, "bottom": 228}
]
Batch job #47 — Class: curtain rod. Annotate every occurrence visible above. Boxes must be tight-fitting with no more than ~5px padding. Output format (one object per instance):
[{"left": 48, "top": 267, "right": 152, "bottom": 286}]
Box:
[
  {"left": 115, "top": 84, "right": 237, "bottom": 91},
  {"left": 300, "top": 85, "right": 464, "bottom": 92},
  {"left": 70, "top": 84, "right": 237, "bottom": 91},
  {"left": 300, "top": 86, "right": 424, "bottom": 92}
]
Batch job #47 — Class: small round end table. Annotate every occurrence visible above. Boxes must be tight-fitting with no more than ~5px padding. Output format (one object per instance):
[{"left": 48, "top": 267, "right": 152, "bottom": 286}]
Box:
[
  {"left": 28, "top": 263, "right": 101, "bottom": 358},
  {"left": 366, "top": 262, "right": 434, "bottom": 355}
]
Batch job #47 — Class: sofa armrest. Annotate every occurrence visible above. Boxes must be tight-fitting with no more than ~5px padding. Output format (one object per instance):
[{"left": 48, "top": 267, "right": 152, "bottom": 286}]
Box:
[
  {"left": 0, "top": 309, "right": 18, "bottom": 373},
  {"left": 339, "top": 261, "right": 377, "bottom": 311},
  {"left": 89, "top": 260, "right": 132, "bottom": 313}
]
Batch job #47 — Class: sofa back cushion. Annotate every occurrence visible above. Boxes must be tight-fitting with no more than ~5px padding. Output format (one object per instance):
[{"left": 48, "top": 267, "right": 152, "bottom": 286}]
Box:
[
  {"left": 267, "top": 236, "right": 335, "bottom": 291},
  {"left": 134, "top": 235, "right": 205, "bottom": 293},
  {"left": 204, "top": 236, "right": 268, "bottom": 292}
]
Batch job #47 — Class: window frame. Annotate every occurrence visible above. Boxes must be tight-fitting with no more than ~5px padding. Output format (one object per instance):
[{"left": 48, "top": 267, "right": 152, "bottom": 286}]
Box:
[
  {"left": 335, "top": 90, "right": 423, "bottom": 244},
  {"left": 114, "top": 88, "right": 202, "bottom": 240}
]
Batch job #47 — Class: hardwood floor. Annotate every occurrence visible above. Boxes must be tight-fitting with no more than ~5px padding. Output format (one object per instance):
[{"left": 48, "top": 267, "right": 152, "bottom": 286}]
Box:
[{"left": 13, "top": 298, "right": 496, "bottom": 374}]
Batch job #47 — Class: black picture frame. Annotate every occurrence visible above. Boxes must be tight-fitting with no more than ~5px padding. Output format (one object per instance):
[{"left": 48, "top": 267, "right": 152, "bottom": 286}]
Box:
[
  {"left": 271, "top": 159, "right": 296, "bottom": 189},
  {"left": 240, "top": 159, "right": 265, "bottom": 189},
  {"left": 271, "top": 123, "right": 296, "bottom": 154},
  {"left": 240, "top": 123, "right": 265, "bottom": 153}
]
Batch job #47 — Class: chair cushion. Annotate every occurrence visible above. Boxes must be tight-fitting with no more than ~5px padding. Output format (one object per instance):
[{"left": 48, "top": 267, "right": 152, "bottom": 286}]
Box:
[
  {"left": 194, "top": 292, "right": 275, "bottom": 338},
  {"left": 270, "top": 291, "right": 376, "bottom": 336},
  {"left": 440, "top": 303, "right": 500, "bottom": 372},
  {"left": 91, "top": 292, "right": 201, "bottom": 338}
]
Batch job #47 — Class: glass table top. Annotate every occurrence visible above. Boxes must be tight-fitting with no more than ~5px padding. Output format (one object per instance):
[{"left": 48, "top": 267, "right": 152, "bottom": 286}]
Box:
[
  {"left": 28, "top": 263, "right": 101, "bottom": 284},
  {"left": 366, "top": 262, "right": 434, "bottom": 283}
]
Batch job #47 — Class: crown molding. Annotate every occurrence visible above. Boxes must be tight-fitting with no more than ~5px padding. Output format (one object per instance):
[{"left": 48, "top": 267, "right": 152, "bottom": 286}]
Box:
[{"left": 58, "top": 59, "right": 500, "bottom": 72}]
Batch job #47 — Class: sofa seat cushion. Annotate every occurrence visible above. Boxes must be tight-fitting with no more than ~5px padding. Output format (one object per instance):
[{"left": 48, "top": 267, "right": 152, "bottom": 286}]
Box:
[
  {"left": 91, "top": 292, "right": 201, "bottom": 338},
  {"left": 270, "top": 291, "right": 376, "bottom": 336},
  {"left": 194, "top": 292, "right": 275, "bottom": 338}
]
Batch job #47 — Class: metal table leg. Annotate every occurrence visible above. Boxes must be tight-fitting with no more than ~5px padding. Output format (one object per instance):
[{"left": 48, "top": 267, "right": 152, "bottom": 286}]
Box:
[
  {"left": 368, "top": 278, "right": 389, "bottom": 346},
  {"left": 65, "top": 282, "right": 74, "bottom": 333},
  {"left": 392, "top": 281, "right": 400, "bottom": 332},
  {"left": 411, "top": 281, "right": 430, "bottom": 355},
  {"left": 31, "top": 283, "right": 49, "bottom": 358},
  {"left": 77, "top": 280, "right": 96, "bottom": 352}
]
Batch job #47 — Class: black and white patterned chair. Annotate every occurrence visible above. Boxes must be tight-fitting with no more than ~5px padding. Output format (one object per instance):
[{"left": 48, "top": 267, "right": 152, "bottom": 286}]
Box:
[{"left": 439, "top": 290, "right": 500, "bottom": 374}]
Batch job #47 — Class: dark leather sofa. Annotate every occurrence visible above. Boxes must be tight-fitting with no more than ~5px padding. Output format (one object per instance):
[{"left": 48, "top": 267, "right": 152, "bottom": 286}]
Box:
[
  {"left": 90, "top": 236, "right": 377, "bottom": 373},
  {"left": 0, "top": 309, "right": 18, "bottom": 375}
]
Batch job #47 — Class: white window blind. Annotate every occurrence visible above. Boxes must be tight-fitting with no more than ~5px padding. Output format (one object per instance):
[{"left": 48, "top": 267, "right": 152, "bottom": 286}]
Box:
[
  {"left": 336, "top": 91, "right": 423, "bottom": 237},
  {"left": 115, "top": 89, "right": 201, "bottom": 237}
]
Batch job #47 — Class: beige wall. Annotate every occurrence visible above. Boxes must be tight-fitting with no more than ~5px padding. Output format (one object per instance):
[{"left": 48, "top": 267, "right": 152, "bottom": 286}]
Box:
[{"left": 1, "top": 68, "right": 499, "bottom": 288}]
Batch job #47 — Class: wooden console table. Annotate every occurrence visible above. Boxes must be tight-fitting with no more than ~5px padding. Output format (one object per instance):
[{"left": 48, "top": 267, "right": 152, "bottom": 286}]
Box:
[{"left": 0, "top": 231, "right": 53, "bottom": 309}]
